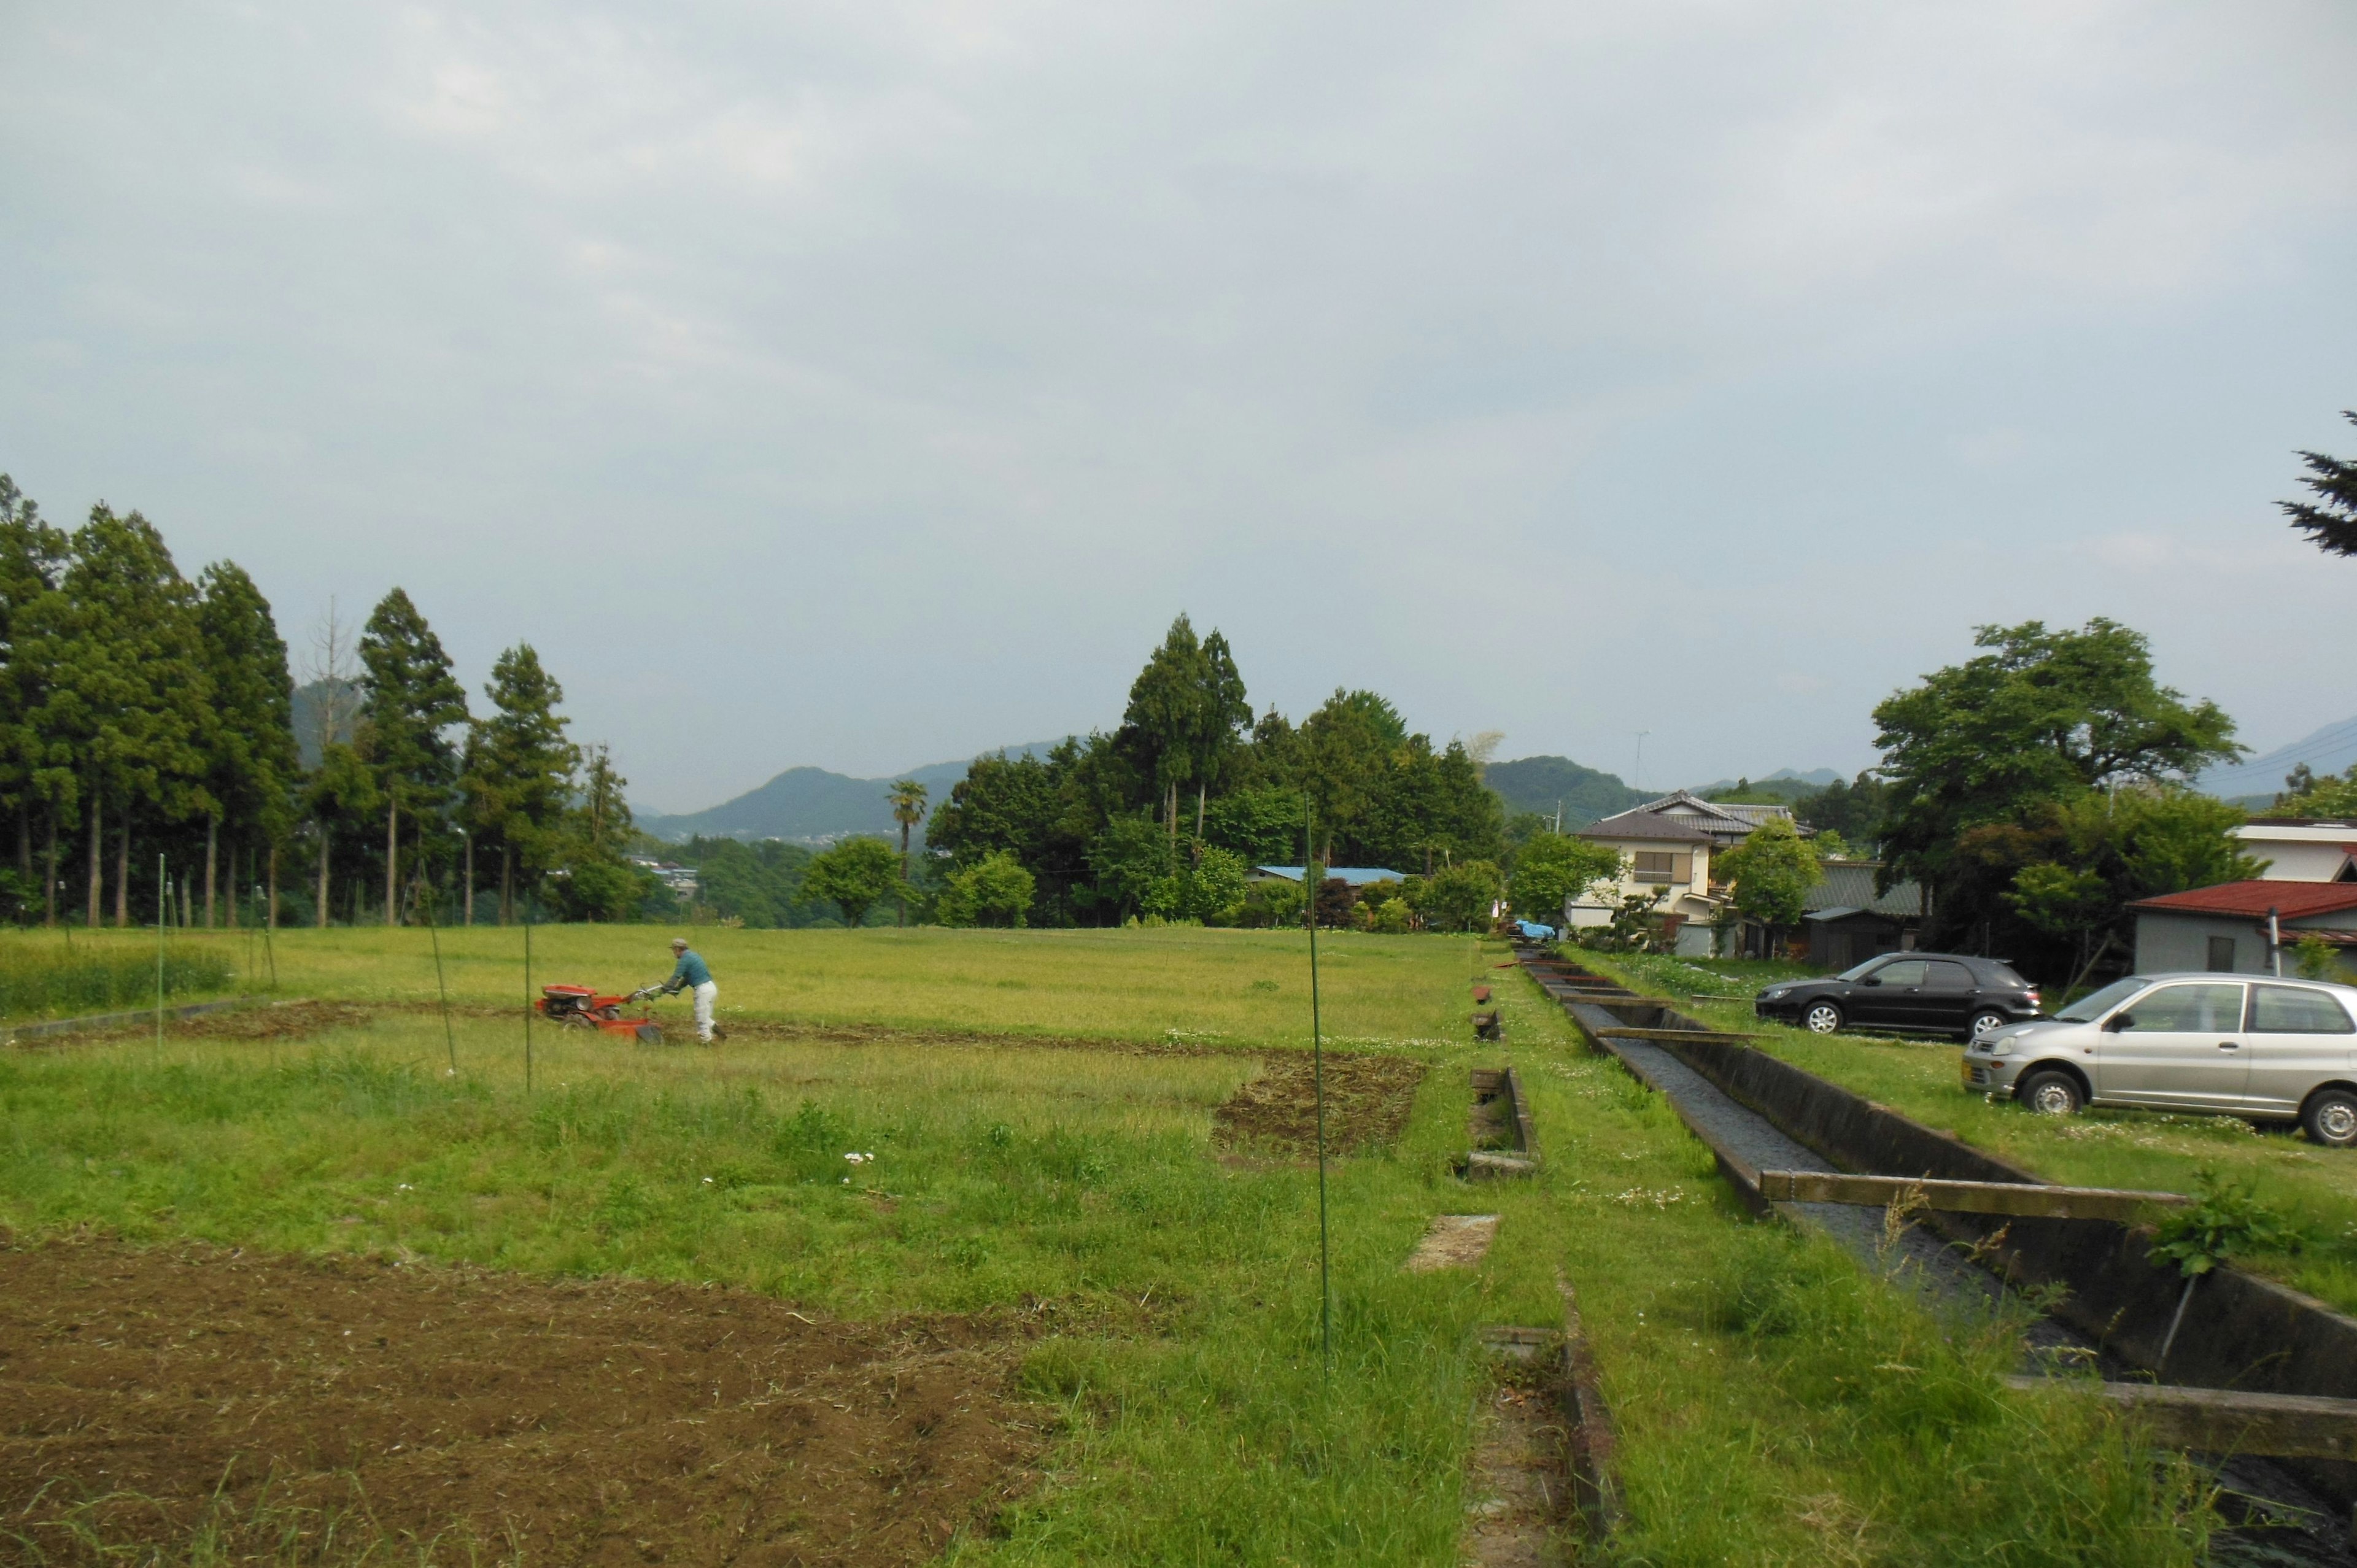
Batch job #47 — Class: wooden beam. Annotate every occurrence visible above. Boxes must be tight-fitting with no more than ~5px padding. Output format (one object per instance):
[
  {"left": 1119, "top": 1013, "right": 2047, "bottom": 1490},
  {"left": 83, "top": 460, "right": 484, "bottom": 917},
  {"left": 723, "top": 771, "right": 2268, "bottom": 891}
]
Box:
[
  {"left": 1588, "top": 1025, "right": 1760, "bottom": 1043},
  {"left": 2001, "top": 1377, "right": 2357, "bottom": 1461},
  {"left": 1759, "top": 1170, "right": 2186, "bottom": 1222}
]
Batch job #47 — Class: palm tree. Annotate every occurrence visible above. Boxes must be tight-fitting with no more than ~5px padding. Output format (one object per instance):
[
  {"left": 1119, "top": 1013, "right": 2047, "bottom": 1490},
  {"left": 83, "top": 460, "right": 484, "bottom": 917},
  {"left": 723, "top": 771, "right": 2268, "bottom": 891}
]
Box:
[{"left": 887, "top": 779, "right": 928, "bottom": 927}]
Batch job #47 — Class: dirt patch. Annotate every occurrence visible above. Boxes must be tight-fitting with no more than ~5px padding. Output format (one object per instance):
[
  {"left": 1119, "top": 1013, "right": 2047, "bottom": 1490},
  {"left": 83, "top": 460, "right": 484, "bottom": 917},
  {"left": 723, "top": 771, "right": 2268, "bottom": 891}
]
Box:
[
  {"left": 1459, "top": 1369, "right": 1574, "bottom": 1568},
  {"left": 0, "top": 1238, "right": 1042, "bottom": 1566},
  {"left": 169, "top": 998, "right": 387, "bottom": 1041},
  {"left": 1212, "top": 1050, "right": 1428, "bottom": 1157},
  {"left": 1404, "top": 1215, "right": 1501, "bottom": 1274}
]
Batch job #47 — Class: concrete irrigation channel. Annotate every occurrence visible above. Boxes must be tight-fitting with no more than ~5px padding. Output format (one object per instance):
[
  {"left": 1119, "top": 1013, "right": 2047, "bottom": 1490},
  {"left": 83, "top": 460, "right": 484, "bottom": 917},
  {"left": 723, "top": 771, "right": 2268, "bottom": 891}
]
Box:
[{"left": 1515, "top": 943, "right": 2357, "bottom": 1561}]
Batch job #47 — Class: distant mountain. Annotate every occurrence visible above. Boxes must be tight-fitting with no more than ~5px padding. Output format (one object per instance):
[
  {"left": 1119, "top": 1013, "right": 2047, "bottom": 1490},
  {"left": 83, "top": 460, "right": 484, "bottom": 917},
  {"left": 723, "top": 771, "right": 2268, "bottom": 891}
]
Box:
[
  {"left": 1485, "top": 756, "right": 1647, "bottom": 829},
  {"left": 1691, "top": 767, "right": 1843, "bottom": 802},
  {"left": 290, "top": 678, "right": 359, "bottom": 770},
  {"left": 2195, "top": 714, "right": 2357, "bottom": 804},
  {"left": 638, "top": 743, "right": 1061, "bottom": 844}
]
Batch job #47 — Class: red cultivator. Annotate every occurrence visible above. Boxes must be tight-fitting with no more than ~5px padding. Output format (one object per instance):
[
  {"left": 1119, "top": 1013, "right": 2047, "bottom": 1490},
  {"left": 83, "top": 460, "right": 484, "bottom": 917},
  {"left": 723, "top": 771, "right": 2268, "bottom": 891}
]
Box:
[{"left": 536, "top": 984, "right": 664, "bottom": 1044}]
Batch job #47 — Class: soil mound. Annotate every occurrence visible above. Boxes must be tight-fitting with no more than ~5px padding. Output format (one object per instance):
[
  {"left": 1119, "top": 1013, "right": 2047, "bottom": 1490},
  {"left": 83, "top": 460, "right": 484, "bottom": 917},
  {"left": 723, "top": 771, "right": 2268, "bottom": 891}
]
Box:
[
  {"left": 0, "top": 1239, "right": 1041, "bottom": 1566},
  {"left": 1213, "top": 1050, "right": 1428, "bottom": 1157}
]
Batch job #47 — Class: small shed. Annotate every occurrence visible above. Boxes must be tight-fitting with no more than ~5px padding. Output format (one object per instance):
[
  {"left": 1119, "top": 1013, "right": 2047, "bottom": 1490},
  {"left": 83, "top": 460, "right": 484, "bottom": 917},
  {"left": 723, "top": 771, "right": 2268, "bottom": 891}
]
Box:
[
  {"left": 1800, "top": 861, "right": 1924, "bottom": 970},
  {"left": 2129, "top": 880, "right": 2357, "bottom": 979}
]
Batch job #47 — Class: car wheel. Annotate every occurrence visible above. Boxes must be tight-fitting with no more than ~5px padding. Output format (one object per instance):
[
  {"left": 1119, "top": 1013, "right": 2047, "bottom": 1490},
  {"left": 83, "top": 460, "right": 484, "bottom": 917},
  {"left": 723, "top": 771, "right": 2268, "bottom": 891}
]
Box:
[
  {"left": 1803, "top": 1002, "right": 1844, "bottom": 1035},
  {"left": 2300, "top": 1087, "right": 2357, "bottom": 1149},
  {"left": 1967, "top": 1010, "right": 2009, "bottom": 1043},
  {"left": 2018, "top": 1070, "right": 2084, "bottom": 1117}
]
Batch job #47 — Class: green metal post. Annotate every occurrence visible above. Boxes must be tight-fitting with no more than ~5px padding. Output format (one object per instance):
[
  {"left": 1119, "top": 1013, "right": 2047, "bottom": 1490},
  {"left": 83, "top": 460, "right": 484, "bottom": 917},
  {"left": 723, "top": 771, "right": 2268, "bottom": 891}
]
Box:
[
  {"left": 155, "top": 853, "right": 166, "bottom": 1048},
  {"left": 1306, "top": 802, "right": 1330, "bottom": 1371}
]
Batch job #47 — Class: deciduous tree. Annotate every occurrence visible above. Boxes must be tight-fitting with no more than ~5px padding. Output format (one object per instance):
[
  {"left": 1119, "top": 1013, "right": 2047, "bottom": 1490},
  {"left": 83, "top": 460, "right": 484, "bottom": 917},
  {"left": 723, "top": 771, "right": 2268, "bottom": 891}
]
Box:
[
  {"left": 803, "top": 836, "right": 900, "bottom": 927},
  {"left": 1506, "top": 832, "right": 1620, "bottom": 925},
  {"left": 1875, "top": 619, "right": 2241, "bottom": 950}
]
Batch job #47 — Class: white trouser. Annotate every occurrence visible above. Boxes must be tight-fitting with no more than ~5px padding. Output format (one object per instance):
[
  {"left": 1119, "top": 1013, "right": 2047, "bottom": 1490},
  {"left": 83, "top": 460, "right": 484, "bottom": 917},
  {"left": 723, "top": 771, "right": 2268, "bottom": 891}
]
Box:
[{"left": 692, "top": 981, "right": 718, "bottom": 1041}]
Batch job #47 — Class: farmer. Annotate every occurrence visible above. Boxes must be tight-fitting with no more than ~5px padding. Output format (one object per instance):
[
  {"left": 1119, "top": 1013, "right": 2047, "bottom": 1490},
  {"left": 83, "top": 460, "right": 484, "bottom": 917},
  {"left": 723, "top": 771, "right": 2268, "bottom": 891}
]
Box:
[{"left": 657, "top": 937, "right": 721, "bottom": 1043}]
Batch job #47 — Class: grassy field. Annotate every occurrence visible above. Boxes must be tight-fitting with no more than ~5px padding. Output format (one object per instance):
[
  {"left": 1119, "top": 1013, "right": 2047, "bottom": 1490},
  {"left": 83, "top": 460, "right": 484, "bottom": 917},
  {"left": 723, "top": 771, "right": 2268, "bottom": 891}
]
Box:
[
  {"left": 1584, "top": 951, "right": 2357, "bottom": 1315},
  {"left": 0, "top": 924, "right": 1474, "bottom": 1048},
  {"left": 0, "top": 927, "right": 2222, "bottom": 1564}
]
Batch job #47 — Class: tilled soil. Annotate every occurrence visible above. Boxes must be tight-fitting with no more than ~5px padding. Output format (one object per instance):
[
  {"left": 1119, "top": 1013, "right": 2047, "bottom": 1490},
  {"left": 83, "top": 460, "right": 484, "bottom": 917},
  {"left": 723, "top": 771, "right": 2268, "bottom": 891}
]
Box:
[
  {"left": 1212, "top": 1050, "right": 1428, "bottom": 1157},
  {"left": 0, "top": 1238, "right": 1043, "bottom": 1566}
]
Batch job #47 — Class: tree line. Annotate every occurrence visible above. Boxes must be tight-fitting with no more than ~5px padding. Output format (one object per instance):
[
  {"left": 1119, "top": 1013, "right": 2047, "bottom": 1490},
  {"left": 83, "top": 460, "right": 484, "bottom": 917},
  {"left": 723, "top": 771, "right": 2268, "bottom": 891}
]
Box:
[
  {"left": 0, "top": 474, "right": 653, "bottom": 927},
  {"left": 915, "top": 615, "right": 1506, "bottom": 929}
]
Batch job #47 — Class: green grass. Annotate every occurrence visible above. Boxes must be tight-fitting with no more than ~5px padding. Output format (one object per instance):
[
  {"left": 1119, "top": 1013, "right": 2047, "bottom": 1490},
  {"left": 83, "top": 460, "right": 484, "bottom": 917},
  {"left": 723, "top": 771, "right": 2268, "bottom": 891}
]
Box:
[
  {"left": 1576, "top": 948, "right": 2357, "bottom": 1316},
  {"left": 0, "top": 933, "right": 236, "bottom": 1020},
  {"left": 0, "top": 929, "right": 2225, "bottom": 1564},
  {"left": 1, "top": 924, "right": 1474, "bottom": 1047}
]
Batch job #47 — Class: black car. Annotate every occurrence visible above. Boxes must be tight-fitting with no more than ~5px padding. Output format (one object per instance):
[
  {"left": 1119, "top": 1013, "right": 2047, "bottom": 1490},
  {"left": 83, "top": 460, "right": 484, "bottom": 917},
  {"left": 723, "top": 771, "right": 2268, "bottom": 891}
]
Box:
[{"left": 1754, "top": 953, "right": 2042, "bottom": 1041}]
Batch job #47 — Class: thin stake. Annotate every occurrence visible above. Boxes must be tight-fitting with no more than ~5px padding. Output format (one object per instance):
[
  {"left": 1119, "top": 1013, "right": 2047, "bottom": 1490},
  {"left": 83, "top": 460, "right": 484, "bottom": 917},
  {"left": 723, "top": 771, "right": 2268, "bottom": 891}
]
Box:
[
  {"left": 258, "top": 883, "right": 277, "bottom": 989},
  {"left": 523, "top": 907, "right": 534, "bottom": 1095},
  {"left": 1306, "top": 801, "right": 1331, "bottom": 1372},
  {"left": 424, "top": 869, "right": 457, "bottom": 1076},
  {"left": 155, "top": 853, "right": 166, "bottom": 1048}
]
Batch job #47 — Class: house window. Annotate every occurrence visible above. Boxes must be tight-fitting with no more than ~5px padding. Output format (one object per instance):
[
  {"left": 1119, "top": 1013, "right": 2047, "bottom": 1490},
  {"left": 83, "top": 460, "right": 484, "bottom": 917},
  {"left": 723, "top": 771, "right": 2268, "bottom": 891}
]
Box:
[
  {"left": 2205, "top": 936, "right": 2237, "bottom": 973},
  {"left": 1633, "top": 852, "right": 1690, "bottom": 885}
]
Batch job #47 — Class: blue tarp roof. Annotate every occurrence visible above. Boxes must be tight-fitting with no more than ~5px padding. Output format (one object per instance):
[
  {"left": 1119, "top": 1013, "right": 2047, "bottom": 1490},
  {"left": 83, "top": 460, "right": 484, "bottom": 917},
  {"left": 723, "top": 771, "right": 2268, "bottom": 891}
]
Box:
[{"left": 1253, "top": 865, "right": 1409, "bottom": 887}]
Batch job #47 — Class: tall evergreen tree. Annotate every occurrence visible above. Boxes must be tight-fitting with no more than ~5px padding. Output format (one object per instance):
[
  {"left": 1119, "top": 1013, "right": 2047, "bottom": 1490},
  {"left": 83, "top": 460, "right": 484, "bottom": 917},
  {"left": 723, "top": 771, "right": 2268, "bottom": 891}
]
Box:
[
  {"left": 2282, "top": 411, "right": 2357, "bottom": 557},
  {"left": 357, "top": 589, "right": 466, "bottom": 924},
  {"left": 460, "top": 643, "right": 575, "bottom": 924},
  {"left": 38, "top": 508, "right": 212, "bottom": 925},
  {"left": 0, "top": 477, "right": 71, "bottom": 921},
  {"left": 195, "top": 562, "right": 300, "bottom": 927}
]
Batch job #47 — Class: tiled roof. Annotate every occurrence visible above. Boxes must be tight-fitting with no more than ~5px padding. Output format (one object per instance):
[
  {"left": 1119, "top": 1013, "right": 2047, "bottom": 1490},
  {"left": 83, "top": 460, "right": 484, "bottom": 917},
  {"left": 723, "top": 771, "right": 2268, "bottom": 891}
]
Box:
[
  {"left": 1576, "top": 810, "right": 1714, "bottom": 844},
  {"left": 1803, "top": 860, "right": 1923, "bottom": 918},
  {"left": 2129, "top": 880, "right": 2357, "bottom": 919}
]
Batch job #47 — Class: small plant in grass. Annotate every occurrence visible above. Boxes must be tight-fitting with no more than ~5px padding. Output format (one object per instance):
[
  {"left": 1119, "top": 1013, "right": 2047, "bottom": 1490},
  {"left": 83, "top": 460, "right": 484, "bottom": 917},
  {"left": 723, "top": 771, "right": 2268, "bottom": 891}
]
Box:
[
  {"left": 2293, "top": 932, "right": 2341, "bottom": 982},
  {"left": 2148, "top": 1170, "right": 2298, "bottom": 1370}
]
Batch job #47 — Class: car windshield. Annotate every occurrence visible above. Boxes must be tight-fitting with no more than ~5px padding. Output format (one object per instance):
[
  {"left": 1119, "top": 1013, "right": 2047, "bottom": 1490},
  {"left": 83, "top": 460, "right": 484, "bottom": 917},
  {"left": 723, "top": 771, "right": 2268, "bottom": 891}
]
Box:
[
  {"left": 2054, "top": 976, "right": 2147, "bottom": 1022},
  {"left": 1835, "top": 958, "right": 1887, "bottom": 981}
]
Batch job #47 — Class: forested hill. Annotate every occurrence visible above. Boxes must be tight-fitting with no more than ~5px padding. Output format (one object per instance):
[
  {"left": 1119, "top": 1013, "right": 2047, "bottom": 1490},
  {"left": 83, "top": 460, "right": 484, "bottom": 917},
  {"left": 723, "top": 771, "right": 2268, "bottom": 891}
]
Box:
[
  {"left": 1483, "top": 755, "right": 1646, "bottom": 828},
  {"left": 639, "top": 744, "right": 1058, "bottom": 843}
]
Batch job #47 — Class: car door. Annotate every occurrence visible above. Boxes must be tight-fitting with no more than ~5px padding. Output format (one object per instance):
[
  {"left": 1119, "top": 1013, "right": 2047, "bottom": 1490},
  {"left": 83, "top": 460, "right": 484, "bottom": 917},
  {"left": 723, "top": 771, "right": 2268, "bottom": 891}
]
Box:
[
  {"left": 1849, "top": 958, "right": 1925, "bottom": 1027},
  {"left": 1911, "top": 960, "right": 1978, "bottom": 1033},
  {"left": 2240, "top": 984, "right": 2357, "bottom": 1115},
  {"left": 2095, "top": 982, "right": 2250, "bottom": 1108}
]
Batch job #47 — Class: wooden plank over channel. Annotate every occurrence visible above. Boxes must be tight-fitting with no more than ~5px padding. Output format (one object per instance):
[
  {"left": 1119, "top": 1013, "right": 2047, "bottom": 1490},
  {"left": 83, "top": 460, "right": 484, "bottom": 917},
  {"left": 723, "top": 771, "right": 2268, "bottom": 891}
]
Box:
[
  {"left": 2000, "top": 1377, "right": 2357, "bottom": 1461},
  {"left": 1760, "top": 1170, "right": 2187, "bottom": 1222},
  {"left": 1591, "top": 1025, "right": 1760, "bottom": 1044}
]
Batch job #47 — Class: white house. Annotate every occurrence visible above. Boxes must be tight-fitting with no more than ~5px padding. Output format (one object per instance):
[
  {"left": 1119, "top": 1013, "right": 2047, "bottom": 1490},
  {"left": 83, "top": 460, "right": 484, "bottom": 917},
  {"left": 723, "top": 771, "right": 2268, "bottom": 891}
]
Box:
[
  {"left": 2232, "top": 819, "right": 2357, "bottom": 883},
  {"left": 1567, "top": 810, "right": 1725, "bottom": 955}
]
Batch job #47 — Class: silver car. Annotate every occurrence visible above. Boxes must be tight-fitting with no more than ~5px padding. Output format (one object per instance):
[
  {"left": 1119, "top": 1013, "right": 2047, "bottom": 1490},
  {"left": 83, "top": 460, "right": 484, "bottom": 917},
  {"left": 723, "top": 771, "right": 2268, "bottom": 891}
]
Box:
[{"left": 1961, "top": 972, "right": 2357, "bottom": 1148}]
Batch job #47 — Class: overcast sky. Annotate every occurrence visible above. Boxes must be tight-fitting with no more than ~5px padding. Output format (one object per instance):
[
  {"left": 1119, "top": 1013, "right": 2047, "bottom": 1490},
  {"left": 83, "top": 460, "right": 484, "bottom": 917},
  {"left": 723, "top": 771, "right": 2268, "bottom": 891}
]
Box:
[{"left": 4, "top": 2, "right": 2353, "bottom": 812}]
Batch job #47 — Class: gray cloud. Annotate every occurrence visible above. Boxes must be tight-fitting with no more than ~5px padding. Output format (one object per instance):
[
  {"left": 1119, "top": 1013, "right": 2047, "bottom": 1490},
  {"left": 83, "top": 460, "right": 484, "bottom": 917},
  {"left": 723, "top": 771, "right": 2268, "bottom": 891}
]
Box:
[{"left": 4, "top": 1, "right": 2353, "bottom": 809}]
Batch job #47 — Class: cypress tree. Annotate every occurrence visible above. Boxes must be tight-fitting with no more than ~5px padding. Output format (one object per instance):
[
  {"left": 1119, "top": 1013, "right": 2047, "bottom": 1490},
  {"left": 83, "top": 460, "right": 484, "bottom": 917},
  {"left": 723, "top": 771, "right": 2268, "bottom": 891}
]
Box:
[
  {"left": 2282, "top": 411, "right": 2357, "bottom": 557},
  {"left": 461, "top": 643, "right": 576, "bottom": 924},
  {"left": 195, "top": 562, "right": 300, "bottom": 927},
  {"left": 0, "top": 478, "right": 71, "bottom": 922},
  {"left": 41, "top": 508, "right": 211, "bottom": 925},
  {"left": 357, "top": 589, "right": 466, "bottom": 924}
]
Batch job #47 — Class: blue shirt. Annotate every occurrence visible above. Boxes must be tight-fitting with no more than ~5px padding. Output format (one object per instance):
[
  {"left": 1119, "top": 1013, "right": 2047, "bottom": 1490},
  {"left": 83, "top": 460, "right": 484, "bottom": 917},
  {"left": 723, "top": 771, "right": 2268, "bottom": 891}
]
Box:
[{"left": 667, "top": 949, "right": 713, "bottom": 989}]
